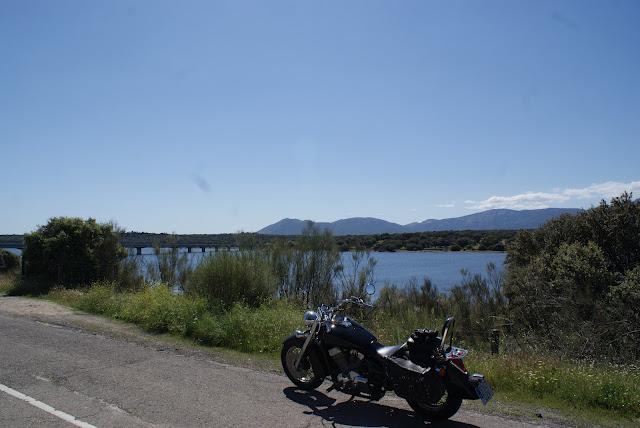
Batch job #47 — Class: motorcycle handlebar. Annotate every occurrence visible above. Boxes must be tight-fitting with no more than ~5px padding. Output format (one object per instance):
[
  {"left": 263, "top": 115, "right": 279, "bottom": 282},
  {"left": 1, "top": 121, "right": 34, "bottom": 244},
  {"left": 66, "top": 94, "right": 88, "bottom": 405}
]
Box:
[
  {"left": 316, "top": 298, "right": 375, "bottom": 321},
  {"left": 336, "top": 297, "right": 374, "bottom": 310}
]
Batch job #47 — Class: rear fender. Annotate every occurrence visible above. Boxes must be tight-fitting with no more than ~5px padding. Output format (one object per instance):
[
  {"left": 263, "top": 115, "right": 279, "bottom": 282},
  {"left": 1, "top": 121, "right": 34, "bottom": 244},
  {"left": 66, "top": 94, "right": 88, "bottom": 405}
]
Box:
[{"left": 444, "top": 362, "right": 479, "bottom": 400}]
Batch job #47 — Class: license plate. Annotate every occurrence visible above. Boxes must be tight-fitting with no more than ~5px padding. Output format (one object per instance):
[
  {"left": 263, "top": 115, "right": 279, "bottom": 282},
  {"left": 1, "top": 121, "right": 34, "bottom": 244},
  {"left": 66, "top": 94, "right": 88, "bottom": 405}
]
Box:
[{"left": 475, "top": 380, "right": 493, "bottom": 405}]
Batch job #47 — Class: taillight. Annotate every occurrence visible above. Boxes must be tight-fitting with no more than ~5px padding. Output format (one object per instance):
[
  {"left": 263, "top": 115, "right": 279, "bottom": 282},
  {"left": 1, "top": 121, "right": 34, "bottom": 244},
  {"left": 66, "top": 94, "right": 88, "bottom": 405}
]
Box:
[{"left": 449, "top": 357, "right": 467, "bottom": 372}]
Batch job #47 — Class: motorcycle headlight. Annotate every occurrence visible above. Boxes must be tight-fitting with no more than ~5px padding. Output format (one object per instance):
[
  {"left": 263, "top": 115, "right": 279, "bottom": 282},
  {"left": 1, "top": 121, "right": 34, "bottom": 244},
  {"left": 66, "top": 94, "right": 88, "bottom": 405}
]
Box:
[{"left": 303, "top": 310, "right": 318, "bottom": 326}]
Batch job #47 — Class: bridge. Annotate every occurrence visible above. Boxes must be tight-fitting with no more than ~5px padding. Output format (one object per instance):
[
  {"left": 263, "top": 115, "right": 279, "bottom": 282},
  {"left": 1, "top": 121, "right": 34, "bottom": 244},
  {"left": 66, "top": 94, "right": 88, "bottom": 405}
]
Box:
[{"left": 0, "top": 241, "right": 235, "bottom": 255}]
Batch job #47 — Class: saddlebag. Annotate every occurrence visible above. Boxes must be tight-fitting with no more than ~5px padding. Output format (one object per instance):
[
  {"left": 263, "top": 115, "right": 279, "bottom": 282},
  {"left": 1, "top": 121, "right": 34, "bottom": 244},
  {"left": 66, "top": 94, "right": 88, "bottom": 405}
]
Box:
[
  {"left": 407, "top": 329, "right": 441, "bottom": 366},
  {"left": 386, "top": 357, "right": 445, "bottom": 402}
]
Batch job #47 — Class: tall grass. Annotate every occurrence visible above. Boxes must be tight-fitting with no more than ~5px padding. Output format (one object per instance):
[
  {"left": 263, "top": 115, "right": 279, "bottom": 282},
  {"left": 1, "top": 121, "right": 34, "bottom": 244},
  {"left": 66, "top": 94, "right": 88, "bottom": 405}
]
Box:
[
  {"left": 146, "top": 245, "right": 192, "bottom": 291},
  {"left": 50, "top": 283, "right": 207, "bottom": 335},
  {"left": 193, "top": 300, "right": 300, "bottom": 353},
  {"left": 48, "top": 284, "right": 300, "bottom": 354},
  {"left": 467, "top": 352, "right": 640, "bottom": 417},
  {"left": 0, "top": 273, "right": 18, "bottom": 294}
]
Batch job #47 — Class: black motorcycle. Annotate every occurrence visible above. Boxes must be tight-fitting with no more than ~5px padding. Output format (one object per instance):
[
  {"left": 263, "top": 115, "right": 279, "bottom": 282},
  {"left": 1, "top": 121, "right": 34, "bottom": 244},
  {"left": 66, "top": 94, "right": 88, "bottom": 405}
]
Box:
[{"left": 281, "top": 292, "right": 493, "bottom": 421}]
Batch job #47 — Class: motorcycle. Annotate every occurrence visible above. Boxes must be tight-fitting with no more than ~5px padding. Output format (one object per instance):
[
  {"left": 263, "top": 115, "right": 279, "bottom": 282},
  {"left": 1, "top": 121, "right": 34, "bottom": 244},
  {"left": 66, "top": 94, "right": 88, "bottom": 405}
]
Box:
[{"left": 281, "top": 289, "right": 493, "bottom": 422}]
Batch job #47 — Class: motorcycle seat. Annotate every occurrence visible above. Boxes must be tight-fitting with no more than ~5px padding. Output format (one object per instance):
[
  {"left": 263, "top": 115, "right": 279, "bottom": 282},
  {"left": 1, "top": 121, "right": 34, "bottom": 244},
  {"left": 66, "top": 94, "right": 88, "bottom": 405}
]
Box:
[{"left": 376, "top": 343, "right": 405, "bottom": 358}]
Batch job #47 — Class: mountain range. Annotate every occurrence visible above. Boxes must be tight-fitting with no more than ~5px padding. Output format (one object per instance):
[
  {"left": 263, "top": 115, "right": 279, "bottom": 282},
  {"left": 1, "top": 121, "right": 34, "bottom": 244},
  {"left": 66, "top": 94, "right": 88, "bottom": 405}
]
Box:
[{"left": 257, "top": 208, "right": 582, "bottom": 235}]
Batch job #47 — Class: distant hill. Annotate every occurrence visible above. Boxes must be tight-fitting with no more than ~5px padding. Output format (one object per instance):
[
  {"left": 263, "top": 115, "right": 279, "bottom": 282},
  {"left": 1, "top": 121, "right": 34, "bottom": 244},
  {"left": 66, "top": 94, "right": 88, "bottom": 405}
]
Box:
[
  {"left": 257, "top": 208, "right": 582, "bottom": 235},
  {"left": 259, "top": 218, "right": 406, "bottom": 236}
]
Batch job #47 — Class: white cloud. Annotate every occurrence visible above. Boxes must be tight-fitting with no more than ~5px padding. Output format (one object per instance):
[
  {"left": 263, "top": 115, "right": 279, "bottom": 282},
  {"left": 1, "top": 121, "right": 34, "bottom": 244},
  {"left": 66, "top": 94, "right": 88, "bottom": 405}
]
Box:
[
  {"left": 435, "top": 203, "right": 455, "bottom": 208},
  {"left": 467, "top": 192, "right": 569, "bottom": 210},
  {"left": 466, "top": 180, "right": 639, "bottom": 210},
  {"left": 562, "top": 181, "right": 640, "bottom": 199}
]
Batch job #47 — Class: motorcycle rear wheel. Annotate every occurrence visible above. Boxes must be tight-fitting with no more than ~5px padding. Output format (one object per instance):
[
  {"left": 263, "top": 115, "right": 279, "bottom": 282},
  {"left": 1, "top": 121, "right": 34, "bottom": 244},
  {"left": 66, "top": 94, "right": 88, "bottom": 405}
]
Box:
[
  {"left": 281, "top": 337, "right": 324, "bottom": 391},
  {"left": 406, "top": 388, "right": 463, "bottom": 421}
]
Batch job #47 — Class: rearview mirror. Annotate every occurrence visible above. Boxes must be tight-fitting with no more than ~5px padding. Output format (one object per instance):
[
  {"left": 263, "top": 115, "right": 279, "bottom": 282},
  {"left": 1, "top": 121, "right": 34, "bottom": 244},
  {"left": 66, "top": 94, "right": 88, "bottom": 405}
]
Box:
[{"left": 365, "top": 282, "right": 375, "bottom": 295}]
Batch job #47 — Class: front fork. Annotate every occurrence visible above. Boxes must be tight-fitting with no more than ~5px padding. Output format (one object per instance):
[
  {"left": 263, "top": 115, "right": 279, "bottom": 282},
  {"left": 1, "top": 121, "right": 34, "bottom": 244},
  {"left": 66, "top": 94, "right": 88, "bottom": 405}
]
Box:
[{"left": 294, "top": 320, "right": 318, "bottom": 370}]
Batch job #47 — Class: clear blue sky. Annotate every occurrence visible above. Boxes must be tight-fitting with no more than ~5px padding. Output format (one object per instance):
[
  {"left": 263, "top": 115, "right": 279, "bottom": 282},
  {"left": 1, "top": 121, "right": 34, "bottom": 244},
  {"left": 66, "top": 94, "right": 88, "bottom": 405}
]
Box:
[{"left": 1, "top": 0, "right": 639, "bottom": 233}]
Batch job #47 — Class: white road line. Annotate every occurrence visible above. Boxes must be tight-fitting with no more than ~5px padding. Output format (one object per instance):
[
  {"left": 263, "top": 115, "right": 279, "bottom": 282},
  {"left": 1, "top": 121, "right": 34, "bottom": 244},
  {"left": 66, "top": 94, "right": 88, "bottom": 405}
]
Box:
[{"left": 0, "top": 382, "right": 97, "bottom": 428}]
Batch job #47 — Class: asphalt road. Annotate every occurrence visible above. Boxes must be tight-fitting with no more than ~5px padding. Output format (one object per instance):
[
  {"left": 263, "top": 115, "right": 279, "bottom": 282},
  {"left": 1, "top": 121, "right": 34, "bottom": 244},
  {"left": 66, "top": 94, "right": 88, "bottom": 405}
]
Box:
[{"left": 0, "top": 298, "right": 549, "bottom": 428}]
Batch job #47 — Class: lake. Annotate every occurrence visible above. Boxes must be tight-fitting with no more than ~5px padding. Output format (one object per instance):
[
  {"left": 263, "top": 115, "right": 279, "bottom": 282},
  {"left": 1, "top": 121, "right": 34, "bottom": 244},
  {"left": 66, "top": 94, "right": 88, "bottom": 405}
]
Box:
[
  {"left": 7, "top": 247, "right": 505, "bottom": 293},
  {"left": 340, "top": 251, "right": 505, "bottom": 292}
]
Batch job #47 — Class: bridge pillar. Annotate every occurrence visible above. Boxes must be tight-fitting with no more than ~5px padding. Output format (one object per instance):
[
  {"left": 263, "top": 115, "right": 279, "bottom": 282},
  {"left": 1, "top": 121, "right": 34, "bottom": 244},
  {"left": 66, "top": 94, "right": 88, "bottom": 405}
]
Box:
[
  {"left": 136, "top": 247, "right": 143, "bottom": 256},
  {"left": 201, "top": 247, "right": 206, "bottom": 253},
  {"left": 187, "top": 247, "right": 192, "bottom": 253}
]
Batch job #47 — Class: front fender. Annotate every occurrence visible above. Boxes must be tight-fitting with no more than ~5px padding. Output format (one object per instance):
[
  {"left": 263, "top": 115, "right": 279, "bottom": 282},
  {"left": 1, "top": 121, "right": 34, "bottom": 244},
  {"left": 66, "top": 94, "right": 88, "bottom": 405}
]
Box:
[
  {"left": 283, "top": 332, "right": 328, "bottom": 378},
  {"left": 291, "top": 330, "right": 308, "bottom": 340}
]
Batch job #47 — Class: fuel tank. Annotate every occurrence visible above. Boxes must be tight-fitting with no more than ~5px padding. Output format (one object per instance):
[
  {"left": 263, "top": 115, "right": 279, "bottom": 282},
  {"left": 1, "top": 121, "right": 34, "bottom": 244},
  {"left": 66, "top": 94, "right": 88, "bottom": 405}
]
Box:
[{"left": 323, "top": 316, "right": 381, "bottom": 352}]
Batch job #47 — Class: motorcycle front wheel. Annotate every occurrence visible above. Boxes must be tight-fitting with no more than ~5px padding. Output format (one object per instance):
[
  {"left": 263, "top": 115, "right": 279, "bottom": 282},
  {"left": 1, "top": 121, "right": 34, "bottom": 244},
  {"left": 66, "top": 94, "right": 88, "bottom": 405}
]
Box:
[
  {"left": 281, "top": 337, "right": 324, "bottom": 391},
  {"left": 406, "top": 387, "right": 463, "bottom": 421}
]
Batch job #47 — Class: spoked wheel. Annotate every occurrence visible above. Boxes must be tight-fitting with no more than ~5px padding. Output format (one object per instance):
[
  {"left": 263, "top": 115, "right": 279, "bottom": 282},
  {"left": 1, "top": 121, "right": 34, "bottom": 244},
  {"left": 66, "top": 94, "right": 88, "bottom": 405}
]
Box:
[
  {"left": 281, "top": 337, "right": 324, "bottom": 390},
  {"left": 407, "top": 386, "right": 463, "bottom": 421}
]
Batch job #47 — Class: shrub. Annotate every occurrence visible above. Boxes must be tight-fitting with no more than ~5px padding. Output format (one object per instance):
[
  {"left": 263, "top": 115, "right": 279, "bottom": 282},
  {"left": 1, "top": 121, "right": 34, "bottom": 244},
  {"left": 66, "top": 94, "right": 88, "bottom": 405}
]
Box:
[
  {"left": 269, "top": 223, "right": 340, "bottom": 306},
  {"left": 117, "top": 285, "right": 206, "bottom": 335},
  {"left": 192, "top": 300, "right": 301, "bottom": 353},
  {"left": 186, "top": 251, "right": 277, "bottom": 308},
  {"left": 115, "top": 257, "right": 146, "bottom": 292},
  {"left": 22, "top": 217, "right": 126, "bottom": 293},
  {"left": 50, "top": 283, "right": 208, "bottom": 336},
  {"left": 145, "top": 243, "right": 192, "bottom": 290},
  {"left": 72, "top": 282, "right": 125, "bottom": 316},
  {"left": 505, "top": 193, "right": 640, "bottom": 361},
  {"left": 0, "top": 272, "right": 18, "bottom": 294},
  {"left": 0, "top": 249, "right": 20, "bottom": 272}
]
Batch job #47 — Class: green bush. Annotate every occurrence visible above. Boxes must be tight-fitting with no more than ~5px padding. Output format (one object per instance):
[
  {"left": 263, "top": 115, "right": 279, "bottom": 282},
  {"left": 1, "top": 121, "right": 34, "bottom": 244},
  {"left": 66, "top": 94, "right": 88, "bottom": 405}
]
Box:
[
  {"left": 49, "top": 282, "right": 299, "bottom": 354},
  {"left": 115, "top": 257, "right": 146, "bottom": 292},
  {"left": 50, "top": 283, "right": 207, "bottom": 335},
  {"left": 117, "top": 285, "right": 207, "bottom": 335},
  {"left": 0, "top": 272, "right": 18, "bottom": 294},
  {"left": 186, "top": 251, "right": 277, "bottom": 308},
  {"left": 22, "top": 217, "right": 126, "bottom": 293},
  {"left": 72, "top": 282, "right": 125, "bottom": 316},
  {"left": 505, "top": 193, "right": 640, "bottom": 361},
  {"left": 192, "top": 301, "right": 300, "bottom": 353},
  {"left": 0, "top": 249, "right": 20, "bottom": 272},
  {"left": 145, "top": 243, "right": 192, "bottom": 290}
]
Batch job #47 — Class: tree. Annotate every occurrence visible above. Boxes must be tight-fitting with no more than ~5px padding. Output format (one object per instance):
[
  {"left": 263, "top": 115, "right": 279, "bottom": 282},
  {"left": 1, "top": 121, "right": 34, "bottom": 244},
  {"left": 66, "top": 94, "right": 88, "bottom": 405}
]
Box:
[
  {"left": 0, "top": 249, "right": 20, "bottom": 272},
  {"left": 269, "top": 222, "right": 340, "bottom": 306},
  {"left": 22, "top": 217, "right": 126, "bottom": 292},
  {"left": 504, "top": 193, "right": 640, "bottom": 360}
]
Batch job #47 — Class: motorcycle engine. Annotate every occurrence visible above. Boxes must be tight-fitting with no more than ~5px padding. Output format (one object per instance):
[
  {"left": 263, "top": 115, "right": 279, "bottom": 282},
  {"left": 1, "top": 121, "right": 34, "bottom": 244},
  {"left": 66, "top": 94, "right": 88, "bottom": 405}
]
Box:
[{"left": 328, "top": 348, "right": 368, "bottom": 387}]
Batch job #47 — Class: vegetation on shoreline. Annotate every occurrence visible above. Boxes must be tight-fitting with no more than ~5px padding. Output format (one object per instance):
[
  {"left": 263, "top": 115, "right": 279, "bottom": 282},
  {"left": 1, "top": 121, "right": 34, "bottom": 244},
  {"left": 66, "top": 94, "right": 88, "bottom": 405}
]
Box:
[
  {"left": 334, "top": 230, "right": 515, "bottom": 252},
  {"left": 505, "top": 192, "right": 640, "bottom": 362},
  {"left": 0, "top": 229, "right": 516, "bottom": 254}
]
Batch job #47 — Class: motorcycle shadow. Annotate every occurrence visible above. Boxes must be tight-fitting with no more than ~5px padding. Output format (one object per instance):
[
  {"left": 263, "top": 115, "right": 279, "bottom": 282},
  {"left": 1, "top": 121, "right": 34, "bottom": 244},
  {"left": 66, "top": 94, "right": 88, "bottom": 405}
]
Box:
[{"left": 283, "top": 387, "right": 479, "bottom": 428}]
